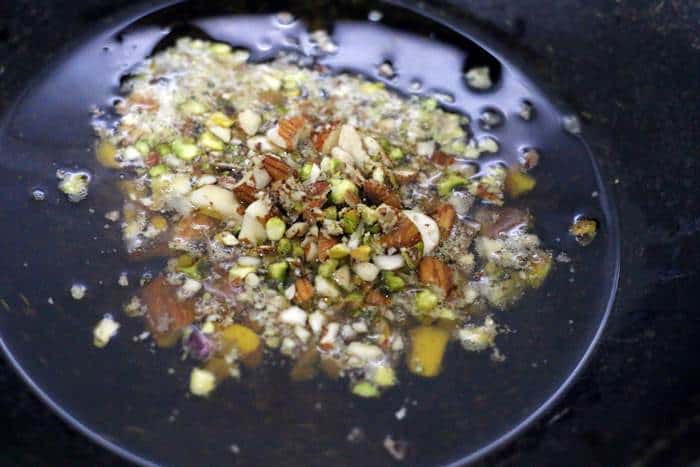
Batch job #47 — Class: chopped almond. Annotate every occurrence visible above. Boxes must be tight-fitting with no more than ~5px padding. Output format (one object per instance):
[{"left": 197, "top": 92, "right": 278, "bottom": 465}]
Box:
[
  {"left": 418, "top": 257, "right": 453, "bottom": 295},
  {"left": 142, "top": 277, "right": 195, "bottom": 338},
  {"left": 262, "top": 155, "right": 296, "bottom": 181},
  {"left": 294, "top": 278, "right": 315, "bottom": 303},
  {"left": 433, "top": 203, "right": 456, "bottom": 239},
  {"left": 364, "top": 180, "right": 402, "bottom": 209},
  {"left": 381, "top": 214, "right": 421, "bottom": 248}
]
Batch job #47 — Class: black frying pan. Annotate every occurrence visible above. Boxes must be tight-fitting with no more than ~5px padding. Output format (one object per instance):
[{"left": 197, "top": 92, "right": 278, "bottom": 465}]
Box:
[{"left": 0, "top": 1, "right": 619, "bottom": 465}]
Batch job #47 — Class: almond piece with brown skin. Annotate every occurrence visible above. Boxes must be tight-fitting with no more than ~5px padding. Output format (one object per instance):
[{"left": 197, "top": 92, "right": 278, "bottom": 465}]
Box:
[
  {"left": 430, "top": 150, "right": 455, "bottom": 167},
  {"left": 433, "top": 203, "right": 456, "bottom": 239},
  {"left": 312, "top": 124, "right": 341, "bottom": 154},
  {"left": 273, "top": 116, "right": 310, "bottom": 150},
  {"left": 262, "top": 155, "right": 296, "bottom": 182},
  {"left": 394, "top": 170, "right": 418, "bottom": 183},
  {"left": 381, "top": 214, "right": 421, "bottom": 248},
  {"left": 418, "top": 257, "right": 453, "bottom": 295},
  {"left": 365, "top": 289, "right": 391, "bottom": 306},
  {"left": 308, "top": 180, "right": 331, "bottom": 197},
  {"left": 294, "top": 278, "right": 315, "bottom": 304},
  {"left": 317, "top": 235, "right": 338, "bottom": 261},
  {"left": 232, "top": 181, "right": 257, "bottom": 206},
  {"left": 363, "top": 180, "right": 402, "bottom": 209}
]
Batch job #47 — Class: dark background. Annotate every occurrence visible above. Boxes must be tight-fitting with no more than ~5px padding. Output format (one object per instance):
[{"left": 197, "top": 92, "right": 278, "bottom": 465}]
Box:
[{"left": 0, "top": 0, "right": 698, "bottom": 466}]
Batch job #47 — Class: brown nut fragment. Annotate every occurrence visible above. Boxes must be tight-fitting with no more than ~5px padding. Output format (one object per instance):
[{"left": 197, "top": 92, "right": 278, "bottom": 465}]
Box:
[
  {"left": 308, "top": 180, "right": 331, "bottom": 197},
  {"left": 418, "top": 257, "right": 453, "bottom": 295},
  {"left": 430, "top": 150, "right": 455, "bottom": 167},
  {"left": 173, "top": 212, "right": 219, "bottom": 242},
  {"left": 365, "top": 289, "right": 391, "bottom": 306},
  {"left": 363, "top": 180, "right": 402, "bottom": 209},
  {"left": 294, "top": 278, "right": 315, "bottom": 303},
  {"left": 394, "top": 170, "right": 418, "bottom": 184},
  {"left": 381, "top": 214, "right": 421, "bottom": 249},
  {"left": 277, "top": 116, "right": 310, "bottom": 150},
  {"left": 302, "top": 198, "right": 326, "bottom": 224},
  {"left": 312, "top": 123, "right": 341, "bottom": 154},
  {"left": 433, "top": 203, "right": 456, "bottom": 239},
  {"left": 142, "top": 276, "right": 195, "bottom": 339},
  {"left": 262, "top": 155, "right": 296, "bottom": 182},
  {"left": 232, "top": 181, "right": 257, "bottom": 206},
  {"left": 317, "top": 235, "right": 339, "bottom": 261},
  {"left": 481, "top": 208, "right": 529, "bottom": 238}
]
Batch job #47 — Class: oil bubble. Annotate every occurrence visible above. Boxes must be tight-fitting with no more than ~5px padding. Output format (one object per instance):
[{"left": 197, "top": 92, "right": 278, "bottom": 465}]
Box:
[
  {"left": 275, "top": 12, "right": 295, "bottom": 27},
  {"left": 31, "top": 188, "right": 46, "bottom": 201},
  {"left": 478, "top": 107, "right": 504, "bottom": 130},
  {"left": 563, "top": 115, "right": 582, "bottom": 135},
  {"left": 368, "top": 10, "right": 383, "bottom": 22}
]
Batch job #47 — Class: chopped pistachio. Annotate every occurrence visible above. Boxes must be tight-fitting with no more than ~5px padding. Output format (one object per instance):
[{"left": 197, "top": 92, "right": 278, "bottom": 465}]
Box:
[
  {"left": 265, "top": 217, "right": 287, "bottom": 241},
  {"left": 199, "top": 131, "right": 226, "bottom": 151},
  {"left": 148, "top": 164, "right": 169, "bottom": 177},
  {"left": 156, "top": 143, "right": 172, "bottom": 156},
  {"left": 321, "top": 157, "right": 342, "bottom": 174},
  {"left": 210, "top": 42, "right": 232, "bottom": 55},
  {"left": 277, "top": 238, "right": 292, "bottom": 256},
  {"left": 340, "top": 209, "right": 360, "bottom": 234},
  {"left": 330, "top": 178, "right": 358, "bottom": 205},
  {"left": 180, "top": 100, "right": 207, "bottom": 115},
  {"left": 323, "top": 206, "right": 338, "bottom": 220},
  {"left": 291, "top": 240, "right": 304, "bottom": 257},
  {"left": 415, "top": 289, "right": 439, "bottom": 312},
  {"left": 344, "top": 291, "right": 364, "bottom": 311},
  {"left": 421, "top": 98, "right": 438, "bottom": 111},
  {"left": 178, "top": 259, "right": 200, "bottom": 276},
  {"left": 350, "top": 245, "right": 372, "bottom": 262},
  {"left": 352, "top": 381, "right": 380, "bottom": 398},
  {"left": 389, "top": 147, "right": 404, "bottom": 161},
  {"left": 318, "top": 259, "right": 339, "bottom": 277},
  {"left": 206, "top": 111, "right": 234, "bottom": 128},
  {"left": 268, "top": 261, "right": 288, "bottom": 281},
  {"left": 383, "top": 271, "right": 405, "bottom": 292},
  {"left": 299, "top": 162, "right": 314, "bottom": 181},
  {"left": 328, "top": 243, "right": 351, "bottom": 259},
  {"left": 134, "top": 140, "right": 150, "bottom": 156},
  {"left": 373, "top": 365, "right": 397, "bottom": 387},
  {"left": 359, "top": 205, "right": 378, "bottom": 225},
  {"left": 172, "top": 139, "right": 199, "bottom": 160},
  {"left": 437, "top": 173, "right": 469, "bottom": 197}
]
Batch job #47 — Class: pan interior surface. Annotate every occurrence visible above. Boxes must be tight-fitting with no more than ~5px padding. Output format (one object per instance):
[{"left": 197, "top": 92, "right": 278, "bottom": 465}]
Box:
[{"left": 0, "top": 1, "right": 619, "bottom": 465}]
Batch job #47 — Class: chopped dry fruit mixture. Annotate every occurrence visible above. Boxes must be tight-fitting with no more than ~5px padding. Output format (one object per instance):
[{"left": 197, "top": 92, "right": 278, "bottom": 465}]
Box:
[{"left": 93, "top": 38, "right": 553, "bottom": 397}]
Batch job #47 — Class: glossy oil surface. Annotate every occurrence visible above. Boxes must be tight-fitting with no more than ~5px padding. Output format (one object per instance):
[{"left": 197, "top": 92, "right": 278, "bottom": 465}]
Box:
[{"left": 0, "top": 1, "right": 619, "bottom": 465}]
